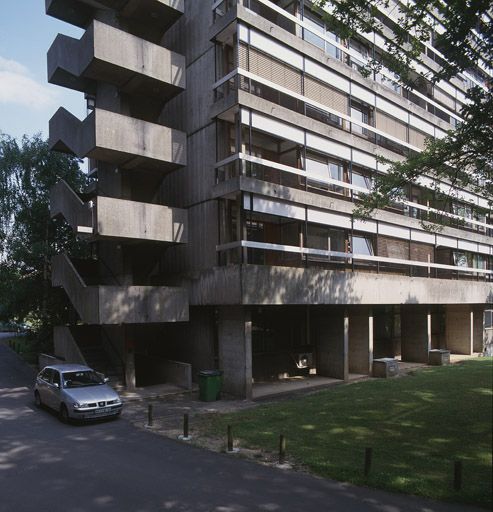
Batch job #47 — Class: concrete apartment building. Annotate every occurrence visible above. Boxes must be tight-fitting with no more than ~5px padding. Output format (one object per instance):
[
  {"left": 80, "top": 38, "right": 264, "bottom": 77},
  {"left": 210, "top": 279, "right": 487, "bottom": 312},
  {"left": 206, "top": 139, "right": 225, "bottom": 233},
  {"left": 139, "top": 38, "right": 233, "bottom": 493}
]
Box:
[{"left": 47, "top": 0, "right": 492, "bottom": 398}]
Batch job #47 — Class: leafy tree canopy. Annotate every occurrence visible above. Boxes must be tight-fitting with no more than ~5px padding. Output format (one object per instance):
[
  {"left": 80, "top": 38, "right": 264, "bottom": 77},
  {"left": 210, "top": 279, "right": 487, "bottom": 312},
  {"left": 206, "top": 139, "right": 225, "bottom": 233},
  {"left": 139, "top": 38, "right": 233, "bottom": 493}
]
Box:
[
  {"left": 0, "top": 133, "right": 88, "bottom": 345},
  {"left": 315, "top": 0, "right": 492, "bottom": 220}
]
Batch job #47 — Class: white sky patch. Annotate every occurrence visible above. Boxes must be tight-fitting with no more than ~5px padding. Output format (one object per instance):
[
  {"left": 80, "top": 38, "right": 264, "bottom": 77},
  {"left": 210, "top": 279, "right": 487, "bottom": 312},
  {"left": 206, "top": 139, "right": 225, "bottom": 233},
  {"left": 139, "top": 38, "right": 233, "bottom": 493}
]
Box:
[{"left": 0, "top": 56, "right": 58, "bottom": 110}]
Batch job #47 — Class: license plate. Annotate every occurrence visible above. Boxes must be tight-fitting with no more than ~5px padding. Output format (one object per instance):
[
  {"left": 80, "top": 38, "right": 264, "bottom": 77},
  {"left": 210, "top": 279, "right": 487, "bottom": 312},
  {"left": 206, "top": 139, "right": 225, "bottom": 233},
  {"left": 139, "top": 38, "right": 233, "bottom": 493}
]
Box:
[{"left": 94, "top": 407, "right": 111, "bottom": 414}]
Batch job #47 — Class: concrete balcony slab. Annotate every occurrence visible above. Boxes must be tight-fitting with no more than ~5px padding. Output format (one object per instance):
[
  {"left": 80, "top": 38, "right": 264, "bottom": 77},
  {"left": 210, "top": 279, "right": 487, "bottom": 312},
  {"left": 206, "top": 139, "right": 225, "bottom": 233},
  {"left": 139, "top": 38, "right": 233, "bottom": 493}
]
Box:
[
  {"left": 49, "top": 107, "right": 186, "bottom": 171},
  {"left": 51, "top": 181, "right": 188, "bottom": 243},
  {"left": 48, "top": 20, "right": 185, "bottom": 99}
]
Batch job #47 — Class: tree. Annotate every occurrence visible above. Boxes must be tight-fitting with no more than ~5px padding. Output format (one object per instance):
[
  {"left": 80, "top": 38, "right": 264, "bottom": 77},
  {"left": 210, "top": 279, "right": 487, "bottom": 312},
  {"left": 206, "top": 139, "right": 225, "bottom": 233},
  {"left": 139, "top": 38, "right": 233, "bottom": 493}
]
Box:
[
  {"left": 0, "top": 133, "right": 88, "bottom": 348},
  {"left": 315, "top": 0, "right": 492, "bottom": 221}
]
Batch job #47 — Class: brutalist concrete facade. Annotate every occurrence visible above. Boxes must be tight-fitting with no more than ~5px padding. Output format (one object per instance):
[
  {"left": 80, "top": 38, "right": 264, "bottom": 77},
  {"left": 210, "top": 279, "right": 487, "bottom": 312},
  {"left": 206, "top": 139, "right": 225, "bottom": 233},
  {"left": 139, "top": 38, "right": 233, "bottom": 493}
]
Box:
[{"left": 47, "top": 0, "right": 492, "bottom": 396}]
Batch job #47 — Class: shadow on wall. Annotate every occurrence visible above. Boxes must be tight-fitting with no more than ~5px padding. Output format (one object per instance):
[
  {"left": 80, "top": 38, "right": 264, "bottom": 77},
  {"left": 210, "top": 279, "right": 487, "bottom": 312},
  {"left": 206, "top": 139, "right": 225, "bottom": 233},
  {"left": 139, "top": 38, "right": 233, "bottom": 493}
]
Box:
[{"left": 241, "top": 264, "right": 360, "bottom": 306}]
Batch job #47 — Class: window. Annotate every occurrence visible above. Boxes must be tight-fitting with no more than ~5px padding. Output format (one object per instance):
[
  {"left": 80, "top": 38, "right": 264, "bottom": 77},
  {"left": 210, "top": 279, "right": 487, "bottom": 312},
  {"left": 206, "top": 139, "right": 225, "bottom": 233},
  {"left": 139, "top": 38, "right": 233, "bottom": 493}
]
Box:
[
  {"left": 306, "top": 225, "right": 345, "bottom": 261},
  {"left": 352, "top": 235, "right": 374, "bottom": 256},
  {"left": 453, "top": 251, "right": 469, "bottom": 267},
  {"left": 303, "top": 13, "right": 325, "bottom": 50},
  {"left": 485, "top": 310, "right": 493, "bottom": 330},
  {"left": 352, "top": 167, "right": 372, "bottom": 196},
  {"left": 305, "top": 154, "right": 348, "bottom": 195},
  {"left": 350, "top": 100, "right": 373, "bottom": 138}
]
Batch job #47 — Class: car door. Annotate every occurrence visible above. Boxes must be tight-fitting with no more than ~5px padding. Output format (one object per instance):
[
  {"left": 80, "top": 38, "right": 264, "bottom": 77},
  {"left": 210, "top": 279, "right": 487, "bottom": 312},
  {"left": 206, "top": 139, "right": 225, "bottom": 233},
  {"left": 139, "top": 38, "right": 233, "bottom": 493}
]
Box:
[
  {"left": 37, "top": 368, "right": 53, "bottom": 408},
  {"left": 47, "top": 370, "right": 62, "bottom": 411}
]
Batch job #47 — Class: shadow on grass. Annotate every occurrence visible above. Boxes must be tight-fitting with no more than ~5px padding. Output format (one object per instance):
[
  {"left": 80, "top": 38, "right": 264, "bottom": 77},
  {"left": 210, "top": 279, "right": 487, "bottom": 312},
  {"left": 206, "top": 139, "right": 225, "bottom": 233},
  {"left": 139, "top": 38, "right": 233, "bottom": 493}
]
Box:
[{"left": 198, "top": 359, "right": 493, "bottom": 509}]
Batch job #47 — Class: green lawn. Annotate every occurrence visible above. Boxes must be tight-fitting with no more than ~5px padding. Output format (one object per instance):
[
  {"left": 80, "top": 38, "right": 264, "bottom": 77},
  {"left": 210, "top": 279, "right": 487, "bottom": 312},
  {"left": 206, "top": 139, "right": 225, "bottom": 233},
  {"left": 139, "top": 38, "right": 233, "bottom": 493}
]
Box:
[
  {"left": 2, "top": 335, "right": 39, "bottom": 365},
  {"left": 199, "top": 359, "right": 493, "bottom": 508}
]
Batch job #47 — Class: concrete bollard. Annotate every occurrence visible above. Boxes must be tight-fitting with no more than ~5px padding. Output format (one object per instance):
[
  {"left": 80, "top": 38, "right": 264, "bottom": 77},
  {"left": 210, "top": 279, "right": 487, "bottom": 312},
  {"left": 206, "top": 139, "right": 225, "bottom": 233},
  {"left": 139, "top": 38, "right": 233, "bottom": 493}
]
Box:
[{"left": 364, "top": 447, "right": 372, "bottom": 477}]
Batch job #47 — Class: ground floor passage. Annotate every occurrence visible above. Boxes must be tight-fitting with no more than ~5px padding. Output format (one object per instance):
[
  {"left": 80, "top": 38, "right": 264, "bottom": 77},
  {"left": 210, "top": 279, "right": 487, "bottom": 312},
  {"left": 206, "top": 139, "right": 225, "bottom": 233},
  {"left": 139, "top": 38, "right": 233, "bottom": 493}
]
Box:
[{"left": 55, "top": 304, "right": 491, "bottom": 399}]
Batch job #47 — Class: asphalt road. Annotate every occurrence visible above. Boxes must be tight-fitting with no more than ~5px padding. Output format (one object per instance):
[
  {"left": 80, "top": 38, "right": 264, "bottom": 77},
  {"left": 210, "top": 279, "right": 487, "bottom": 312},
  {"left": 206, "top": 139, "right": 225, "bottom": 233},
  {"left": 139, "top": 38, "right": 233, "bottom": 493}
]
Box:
[{"left": 0, "top": 338, "right": 484, "bottom": 512}]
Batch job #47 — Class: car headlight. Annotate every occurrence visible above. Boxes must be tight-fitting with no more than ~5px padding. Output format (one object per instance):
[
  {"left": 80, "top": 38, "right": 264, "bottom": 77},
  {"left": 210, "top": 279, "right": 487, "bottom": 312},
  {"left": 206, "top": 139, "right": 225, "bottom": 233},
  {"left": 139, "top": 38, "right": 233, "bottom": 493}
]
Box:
[{"left": 73, "top": 402, "right": 86, "bottom": 409}]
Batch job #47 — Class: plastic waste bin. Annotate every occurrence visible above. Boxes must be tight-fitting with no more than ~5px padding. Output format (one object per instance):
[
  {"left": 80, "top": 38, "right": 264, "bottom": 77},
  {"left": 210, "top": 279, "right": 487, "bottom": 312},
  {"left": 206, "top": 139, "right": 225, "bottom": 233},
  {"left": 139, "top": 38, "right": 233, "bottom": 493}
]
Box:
[{"left": 198, "top": 370, "right": 223, "bottom": 401}]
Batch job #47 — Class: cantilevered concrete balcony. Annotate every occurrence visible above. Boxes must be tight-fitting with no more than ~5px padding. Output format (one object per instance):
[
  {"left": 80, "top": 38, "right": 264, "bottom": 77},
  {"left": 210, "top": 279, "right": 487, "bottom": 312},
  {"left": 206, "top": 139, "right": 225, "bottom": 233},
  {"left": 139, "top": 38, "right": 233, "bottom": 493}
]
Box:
[
  {"left": 46, "top": 0, "right": 184, "bottom": 35},
  {"left": 52, "top": 254, "right": 189, "bottom": 324},
  {"left": 51, "top": 180, "right": 188, "bottom": 243},
  {"left": 48, "top": 20, "right": 185, "bottom": 99},
  {"left": 49, "top": 107, "right": 186, "bottom": 171}
]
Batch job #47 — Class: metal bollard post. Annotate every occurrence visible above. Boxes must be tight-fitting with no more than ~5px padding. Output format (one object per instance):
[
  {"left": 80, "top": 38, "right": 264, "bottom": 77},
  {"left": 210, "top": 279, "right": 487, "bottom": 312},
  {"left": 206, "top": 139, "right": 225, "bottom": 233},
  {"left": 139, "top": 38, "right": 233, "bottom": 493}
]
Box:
[
  {"left": 227, "top": 425, "right": 233, "bottom": 452},
  {"left": 364, "top": 447, "right": 372, "bottom": 477},
  {"left": 453, "top": 460, "right": 462, "bottom": 491},
  {"left": 183, "top": 413, "right": 189, "bottom": 439},
  {"left": 279, "top": 434, "right": 286, "bottom": 465},
  {"left": 147, "top": 404, "right": 153, "bottom": 427}
]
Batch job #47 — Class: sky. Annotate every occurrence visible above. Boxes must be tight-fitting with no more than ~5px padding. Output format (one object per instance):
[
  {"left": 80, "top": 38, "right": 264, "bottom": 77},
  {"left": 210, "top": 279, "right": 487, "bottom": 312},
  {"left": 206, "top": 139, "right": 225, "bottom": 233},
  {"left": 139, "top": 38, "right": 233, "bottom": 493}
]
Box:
[{"left": 0, "top": 1, "right": 86, "bottom": 141}]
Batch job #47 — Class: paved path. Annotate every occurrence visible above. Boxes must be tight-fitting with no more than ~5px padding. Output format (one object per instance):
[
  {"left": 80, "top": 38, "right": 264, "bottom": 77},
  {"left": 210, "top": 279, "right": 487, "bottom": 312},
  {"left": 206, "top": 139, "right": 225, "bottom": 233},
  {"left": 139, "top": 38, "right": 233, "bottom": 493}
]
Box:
[{"left": 0, "top": 341, "right": 484, "bottom": 512}]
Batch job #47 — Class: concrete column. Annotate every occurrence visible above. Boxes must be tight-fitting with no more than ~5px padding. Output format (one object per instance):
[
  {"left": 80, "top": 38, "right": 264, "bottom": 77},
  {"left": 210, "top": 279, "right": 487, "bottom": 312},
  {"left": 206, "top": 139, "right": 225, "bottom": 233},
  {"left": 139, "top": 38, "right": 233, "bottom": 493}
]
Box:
[
  {"left": 217, "top": 306, "right": 252, "bottom": 399},
  {"left": 348, "top": 307, "right": 373, "bottom": 375},
  {"left": 472, "top": 306, "right": 485, "bottom": 353},
  {"left": 313, "top": 308, "right": 348, "bottom": 381},
  {"left": 445, "top": 305, "right": 473, "bottom": 355},
  {"left": 401, "top": 305, "right": 431, "bottom": 363}
]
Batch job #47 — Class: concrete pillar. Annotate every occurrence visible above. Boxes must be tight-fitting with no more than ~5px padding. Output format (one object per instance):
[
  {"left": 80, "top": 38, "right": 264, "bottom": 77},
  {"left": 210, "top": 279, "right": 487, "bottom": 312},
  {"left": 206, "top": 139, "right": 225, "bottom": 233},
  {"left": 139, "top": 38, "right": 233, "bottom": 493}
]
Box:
[
  {"left": 472, "top": 306, "right": 485, "bottom": 353},
  {"left": 313, "top": 308, "right": 348, "bottom": 380},
  {"left": 217, "top": 306, "right": 252, "bottom": 399},
  {"left": 348, "top": 307, "right": 373, "bottom": 375},
  {"left": 445, "top": 305, "right": 473, "bottom": 355},
  {"left": 401, "top": 305, "right": 431, "bottom": 363}
]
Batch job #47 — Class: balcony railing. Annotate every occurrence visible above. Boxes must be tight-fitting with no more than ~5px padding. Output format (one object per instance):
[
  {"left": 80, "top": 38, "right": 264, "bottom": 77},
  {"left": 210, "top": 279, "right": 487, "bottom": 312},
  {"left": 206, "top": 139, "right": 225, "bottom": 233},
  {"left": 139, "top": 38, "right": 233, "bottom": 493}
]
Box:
[
  {"left": 215, "top": 153, "right": 492, "bottom": 236},
  {"left": 216, "top": 240, "right": 493, "bottom": 282}
]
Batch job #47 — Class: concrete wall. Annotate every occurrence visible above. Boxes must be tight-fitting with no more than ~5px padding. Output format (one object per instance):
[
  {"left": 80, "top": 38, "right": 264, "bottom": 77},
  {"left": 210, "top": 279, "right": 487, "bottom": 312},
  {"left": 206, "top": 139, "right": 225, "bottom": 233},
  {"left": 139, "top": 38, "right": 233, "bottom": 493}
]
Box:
[
  {"left": 96, "top": 196, "right": 188, "bottom": 243},
  {"left": 348, "top": 307, "right": 373, "bottom": 375},
  {"left": 445, "top": 305, "right": 473, "bottom": 355},
  {"left": 401, "top": 305, "right": 431, "bottom": 363},
  {"left": 53, "top": 326, "right": 86, "bottom": 364},
  {"left": 217, "top": 306, "right": 252, "bottom": 399},
  {"left": 238, "top": 265, "right": 492, "bottom": 306},
  {"left": 135, "top": 355, "right": 191, "bottom": 389},
  {"left": 98, "top": 285, "right": 189, "bottom": 324},
  {"left": 312, "top": 308, "right": 348, "bottom": 380}
]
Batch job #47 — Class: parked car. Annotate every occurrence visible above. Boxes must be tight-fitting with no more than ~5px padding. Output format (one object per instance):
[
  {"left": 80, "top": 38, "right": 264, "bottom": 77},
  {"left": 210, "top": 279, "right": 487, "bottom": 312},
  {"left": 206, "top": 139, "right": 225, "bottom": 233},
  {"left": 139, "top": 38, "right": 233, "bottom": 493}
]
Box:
[{"left": 34, "top": 364, "right": 123, "bottom": 422}]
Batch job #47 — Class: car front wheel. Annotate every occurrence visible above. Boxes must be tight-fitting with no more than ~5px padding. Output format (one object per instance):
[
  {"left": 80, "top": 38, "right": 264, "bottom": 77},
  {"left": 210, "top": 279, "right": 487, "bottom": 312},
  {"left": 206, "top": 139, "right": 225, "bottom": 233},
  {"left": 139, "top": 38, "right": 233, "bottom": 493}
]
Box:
[
  {"left": 59, "top": 404, "right": 69, "bottom": 423},
  {"left": 34, "top": 391, "right": 42, "bottom": 408}
]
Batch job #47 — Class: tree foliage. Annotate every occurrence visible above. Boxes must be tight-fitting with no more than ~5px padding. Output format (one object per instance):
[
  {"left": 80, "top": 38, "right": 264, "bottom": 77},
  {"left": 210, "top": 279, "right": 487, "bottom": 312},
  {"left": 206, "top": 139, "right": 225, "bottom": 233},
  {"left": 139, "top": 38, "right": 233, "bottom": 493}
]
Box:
[
  {"left": 315, "top": 0, "right": 492, "bottom": 217},
  {"left": 0, "top": 133, "right": 88, "bottom": 346}
]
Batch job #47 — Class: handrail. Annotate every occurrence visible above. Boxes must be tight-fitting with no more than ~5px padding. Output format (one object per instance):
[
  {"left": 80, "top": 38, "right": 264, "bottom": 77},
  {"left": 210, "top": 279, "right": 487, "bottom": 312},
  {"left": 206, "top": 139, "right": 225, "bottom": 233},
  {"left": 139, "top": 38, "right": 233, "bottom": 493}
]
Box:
[
  {"left": 216, "top": 239, "right": 493, "bottom": 276},
  {"left": 215, "top": 152, "right": 491, "bottom": 231}
]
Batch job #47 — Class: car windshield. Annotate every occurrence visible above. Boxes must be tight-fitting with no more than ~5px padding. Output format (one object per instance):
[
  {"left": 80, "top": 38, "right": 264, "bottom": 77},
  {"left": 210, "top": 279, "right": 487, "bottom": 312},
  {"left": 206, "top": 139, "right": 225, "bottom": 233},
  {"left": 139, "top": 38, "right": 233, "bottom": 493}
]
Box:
[{"left": 62, "top": 371, "right": 104, "bottom": 388}]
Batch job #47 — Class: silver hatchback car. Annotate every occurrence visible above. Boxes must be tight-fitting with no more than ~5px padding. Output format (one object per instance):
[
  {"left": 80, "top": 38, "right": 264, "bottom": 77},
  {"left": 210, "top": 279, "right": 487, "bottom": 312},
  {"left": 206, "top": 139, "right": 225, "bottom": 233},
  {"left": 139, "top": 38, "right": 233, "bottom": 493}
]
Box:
[{"left": 34, "top": 364, "right": 123, "bottom": 422}]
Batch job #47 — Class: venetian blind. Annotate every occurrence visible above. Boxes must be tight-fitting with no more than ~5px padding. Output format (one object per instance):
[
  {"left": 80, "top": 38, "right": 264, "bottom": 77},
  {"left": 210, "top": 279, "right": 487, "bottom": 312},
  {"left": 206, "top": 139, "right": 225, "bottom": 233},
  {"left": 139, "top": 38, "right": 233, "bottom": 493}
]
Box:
[
  {"left": 375, "top": 111, "right": 407, "bottom": 142},
  {"left": 408, "top": 128, "right": 427, "bottom": 149},
  {"left": 248, "top": 47, "right": 302, "bottom": 94},
  {"left": 304, "top": 76, "right": 348, "bottom": 114}
]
